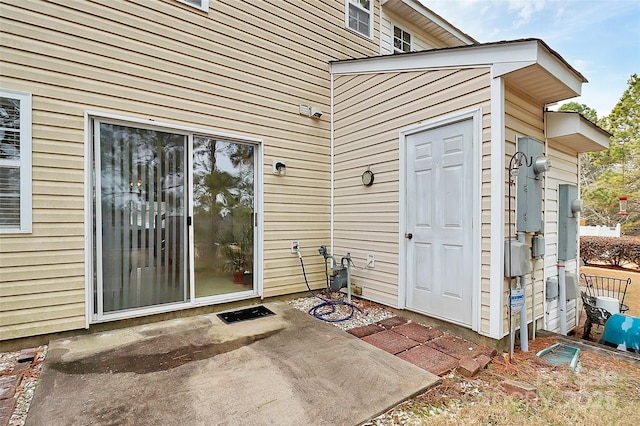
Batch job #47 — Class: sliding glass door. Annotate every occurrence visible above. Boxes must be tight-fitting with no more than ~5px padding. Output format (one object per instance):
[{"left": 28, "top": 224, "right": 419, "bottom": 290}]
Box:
[
  {"left": 92, "top": 119, "right": 257, "bottom": 319},
  {"left": 192, "top": 137, "right": 255, "bottom": 298},
  {"left": 94, "top": 122, "right": 187, "bottom": 315}
]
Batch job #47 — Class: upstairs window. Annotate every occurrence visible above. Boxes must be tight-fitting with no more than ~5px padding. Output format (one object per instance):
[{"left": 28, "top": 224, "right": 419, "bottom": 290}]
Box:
[
  {"left": 0, "top": 89, "right": 32, "bottom": 233},
  {"left": 346, "top": 0, "right": 373, "bottom": 38},
  {"left": 393, "top": 25, "right": 411, "bottom": 52},
  {"left": 176, "top": 0, "right": 209, "bottom": 12}
]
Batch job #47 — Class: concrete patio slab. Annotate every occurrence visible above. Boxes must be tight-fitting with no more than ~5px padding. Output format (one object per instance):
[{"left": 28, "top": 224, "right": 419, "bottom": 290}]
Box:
[{"left": 25, "top": 302, "right": 440, "bottom": 426}]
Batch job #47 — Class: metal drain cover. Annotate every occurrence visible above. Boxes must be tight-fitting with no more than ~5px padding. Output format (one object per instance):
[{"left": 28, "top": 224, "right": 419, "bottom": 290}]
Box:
[{"left": 217, "top": 305, "right": 276, "bottom": 324}]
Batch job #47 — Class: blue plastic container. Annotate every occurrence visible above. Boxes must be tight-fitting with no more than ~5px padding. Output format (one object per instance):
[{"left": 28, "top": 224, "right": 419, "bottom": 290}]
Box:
[{"left": 599, "top": 313, "right": 640, "bottom": 353}]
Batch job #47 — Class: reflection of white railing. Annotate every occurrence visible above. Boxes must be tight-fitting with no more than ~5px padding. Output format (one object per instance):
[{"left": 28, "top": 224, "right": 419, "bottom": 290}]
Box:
[{"left": 579, "top": 224, "right": 621, "bottom": 237}]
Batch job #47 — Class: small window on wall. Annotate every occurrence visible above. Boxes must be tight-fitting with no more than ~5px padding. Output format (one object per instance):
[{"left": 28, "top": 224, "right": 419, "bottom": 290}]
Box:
[
  {"left": 0, "top": 89, "right": 32, "bottom": 233},
  {"left": 346, "top": 0, "right": 373, "bottom": 38},
  {"left": 393, "top": 25, "right": 411, "bottom": 52},
  {"left": 176, "top": 0, "right": 209, "bottom": 12}
]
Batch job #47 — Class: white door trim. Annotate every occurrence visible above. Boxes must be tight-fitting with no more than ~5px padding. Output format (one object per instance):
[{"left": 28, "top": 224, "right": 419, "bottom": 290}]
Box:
[{"left": 398, "top": 107, "right": 482, "bottom": 332}]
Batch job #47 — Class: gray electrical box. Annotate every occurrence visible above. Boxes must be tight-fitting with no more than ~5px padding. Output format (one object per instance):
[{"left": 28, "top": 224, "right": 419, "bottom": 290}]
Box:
[
  {"left": 531, "top": 235, "right": 545, "bottom": 259},
  {"left": 565, "top": 272, "right": 579, "bottom": 300},
  {"left": 558, "top": 184, "right": 580, "bottom": 261},
  {"left": 516, "top": 137, "right": 548, "bottom": 233},
  {"left": 504, "top": 240, "right": 530, "bottom": 277},
  {"left": 546, "top": 276, "right": 559, "bottom": 300}
]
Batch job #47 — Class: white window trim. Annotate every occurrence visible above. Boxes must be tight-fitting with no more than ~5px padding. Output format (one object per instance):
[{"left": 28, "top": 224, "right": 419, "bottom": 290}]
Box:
[
  {"left": 0, "top": 89, "right": 32, "bottom": 234},
  {"left": 176, "top": 0, "right": 209, "bottom": 12},
  {"left": 392, "top": 24, "right": 412, "bottom": 53},
  {"left": 345, "top": 0, "right": 374, "bottom": 39}
]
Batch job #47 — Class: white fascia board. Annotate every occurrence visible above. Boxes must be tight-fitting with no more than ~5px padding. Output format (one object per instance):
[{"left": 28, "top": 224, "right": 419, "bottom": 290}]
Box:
[
  {"left": 331, "top": 40, "right": 540, "bottom": 75},
  {"left": 491, "top": 61, "right": 537, "bottom": 78},
  {"left": 536, "top": 44, "right": 584, "bottom": 97}
]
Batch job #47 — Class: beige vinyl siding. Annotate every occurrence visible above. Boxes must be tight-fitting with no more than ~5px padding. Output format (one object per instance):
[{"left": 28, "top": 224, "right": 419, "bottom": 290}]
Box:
[
  {"left": 380, "top": 10, "right": 456, "bottom": 54},
  {"left": 503, "top": 85, "right": 580, "bottom": 337},
  {"left": 333, "top": 68, "right": 491, "bottom": 308},
  {"left": 0, "top": 0, "right": 382, "bottom": 339},
  {"left": 502, "top": 85, "right": 546, "bottom": 337},
  {"left": 543, "top": 142, "right": 580, "bottom": 333}
]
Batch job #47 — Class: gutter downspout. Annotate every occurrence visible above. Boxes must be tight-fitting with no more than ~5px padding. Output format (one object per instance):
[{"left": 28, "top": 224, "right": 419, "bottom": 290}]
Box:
[{"left": 330, "top": 67, "right": 335, "bottom": 254}]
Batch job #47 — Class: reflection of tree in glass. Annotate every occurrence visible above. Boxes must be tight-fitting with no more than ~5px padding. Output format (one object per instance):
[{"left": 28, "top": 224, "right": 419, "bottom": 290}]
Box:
[
  {"left": 0, "top": 97, "right": 21, "bottom": 160},
  {"left": 193, "top": 137, "right": 254, "bottom": 273}
]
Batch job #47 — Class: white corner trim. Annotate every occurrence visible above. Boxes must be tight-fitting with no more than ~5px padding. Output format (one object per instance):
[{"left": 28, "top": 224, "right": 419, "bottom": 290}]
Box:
[{"left": 488, "top": 76, "right": 505, "bottom": 339}]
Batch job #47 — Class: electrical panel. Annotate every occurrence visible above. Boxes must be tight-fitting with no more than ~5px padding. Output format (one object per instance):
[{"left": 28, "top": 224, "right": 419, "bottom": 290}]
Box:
[
  {"left": 516, "top": 137, "right": 549, "bottom": 233},
  {"left": 504, "top": 240, "right": 530, "bottom": 277},
  {"left": 558, "top": 184, "right": 581, "bottom": 261}
]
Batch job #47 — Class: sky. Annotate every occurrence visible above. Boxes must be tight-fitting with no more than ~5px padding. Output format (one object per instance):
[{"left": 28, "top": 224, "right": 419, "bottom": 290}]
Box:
[{"left": 422, "top": 0, "right": 640, "bottom": 119}]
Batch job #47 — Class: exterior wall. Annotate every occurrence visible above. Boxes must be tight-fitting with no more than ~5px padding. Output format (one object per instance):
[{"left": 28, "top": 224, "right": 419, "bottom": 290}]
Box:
[
  {"left": 379, "top": 10, "right": 452, "bottom": 54},
  {"left": 332, "top": 68, "right": 491, "bottom": 312},
  {"left": 0, "top": 0, "right": 383, "bottom": 340},
  {"left": 503, "top": 84, "right": 579, "bottom": 337},
  {"left": 503, "top": 85, "right": 545, "bottom": 336},
  {"left": 543, "top": 142, "right": 580, "bottom": 333}
]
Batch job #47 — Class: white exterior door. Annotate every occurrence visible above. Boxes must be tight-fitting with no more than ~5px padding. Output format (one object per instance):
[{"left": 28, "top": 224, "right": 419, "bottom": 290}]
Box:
[{"left": 405, "top": 118, "right": 474, "bottom": 326}]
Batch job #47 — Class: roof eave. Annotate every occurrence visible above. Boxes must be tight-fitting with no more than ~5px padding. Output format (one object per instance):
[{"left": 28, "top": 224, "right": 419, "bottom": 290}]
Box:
[
  {"left": 330, "top": 39, "right": 586, "bottom": 105},
  {"left": 545, "top": 111, "right": 611, "bottom": 153}
]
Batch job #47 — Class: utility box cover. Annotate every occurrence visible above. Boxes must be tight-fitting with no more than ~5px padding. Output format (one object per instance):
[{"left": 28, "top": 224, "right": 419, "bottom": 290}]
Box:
[
  {"left": 565, "top": 272, "right": 579, "bottom": 300},
  {"left": 516, "top": 137, "right": 545, "bottom": 233},
  {"left": 558, "top": 184, "right": 579, "bottom": 261},
  {"left": 546, "top": 276, "right": 559, "bottom": 300},
  {"left": 504, "top": 241, "right": 530, "bottom": 277}
]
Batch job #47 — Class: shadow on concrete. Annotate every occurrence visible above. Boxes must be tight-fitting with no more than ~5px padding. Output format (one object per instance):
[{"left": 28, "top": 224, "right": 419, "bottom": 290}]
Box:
[{"left": 26, "top": 302, "right": 440, "bottom": 426}]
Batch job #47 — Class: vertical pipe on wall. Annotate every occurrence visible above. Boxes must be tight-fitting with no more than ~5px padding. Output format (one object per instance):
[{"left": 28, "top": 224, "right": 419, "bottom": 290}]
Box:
[
  {"left": 531, "top": 257, "right": 537, "bottom": 340},
  {"left": 558, "top": 261, "right": 567, "bottom": 335},
  {"left": 517, "top": 231, "right": 529, "bottom": 352}
]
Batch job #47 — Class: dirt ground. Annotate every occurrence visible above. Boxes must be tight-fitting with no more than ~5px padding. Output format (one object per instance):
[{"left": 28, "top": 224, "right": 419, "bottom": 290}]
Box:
[
  {"left": 367, "top": 336, "right": 640, "bottom": 425},
  {"left": 367, "top": 266, "right": 640, "bottom": 426}
]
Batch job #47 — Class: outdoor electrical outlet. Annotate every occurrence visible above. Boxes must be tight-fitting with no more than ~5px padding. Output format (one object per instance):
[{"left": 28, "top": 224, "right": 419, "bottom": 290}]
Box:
[
  {"left": 367, "top": 254, "right": 375, "bottom": 268},
  {"left": 291, "top": 240, "right": 300, "bottom": 254}
]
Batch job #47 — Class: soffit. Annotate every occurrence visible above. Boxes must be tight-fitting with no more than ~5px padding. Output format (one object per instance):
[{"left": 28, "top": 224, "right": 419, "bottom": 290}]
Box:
[
  {"left": 545, "top": 111, "right": 610, "bottom": 153},
  {"left": 381, "top": 0, "right": 476, "bottom": 46}
]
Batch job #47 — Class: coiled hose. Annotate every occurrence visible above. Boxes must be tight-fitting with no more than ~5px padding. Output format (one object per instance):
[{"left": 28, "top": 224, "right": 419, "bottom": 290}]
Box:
[{"left": 298, "top": 254, "right": 362, "bottom": 322}]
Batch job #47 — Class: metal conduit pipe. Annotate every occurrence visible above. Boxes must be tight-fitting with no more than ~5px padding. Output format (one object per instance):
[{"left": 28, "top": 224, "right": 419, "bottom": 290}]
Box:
[
  {"left": 531, "top": 257, "right": 538, "bottom": 340},
  {"left": 517, "top": 232, "right": 529, "bottom": 352},
  {"left": 558, "top": 261, "right": 567, "bottom": 335}
]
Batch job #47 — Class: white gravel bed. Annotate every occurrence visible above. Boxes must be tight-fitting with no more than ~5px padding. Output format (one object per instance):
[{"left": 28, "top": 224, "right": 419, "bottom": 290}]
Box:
[{"left": 288, "top": 291, "right": 395, "bottom": 330}]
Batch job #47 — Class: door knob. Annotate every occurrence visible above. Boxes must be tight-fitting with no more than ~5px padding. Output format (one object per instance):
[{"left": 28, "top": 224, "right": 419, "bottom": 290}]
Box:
[{"left": 405, "top": 233, "right": 413, "bottom": 240}]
